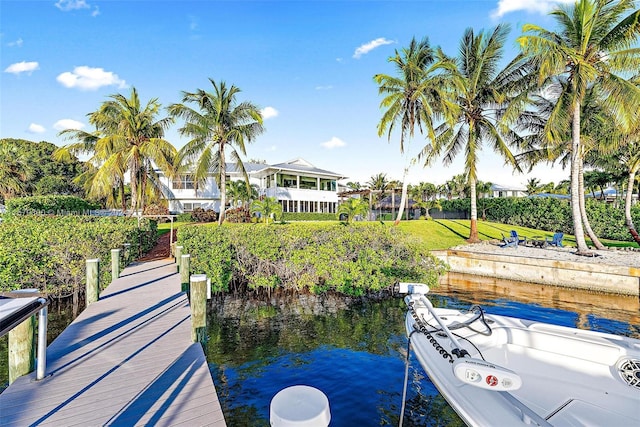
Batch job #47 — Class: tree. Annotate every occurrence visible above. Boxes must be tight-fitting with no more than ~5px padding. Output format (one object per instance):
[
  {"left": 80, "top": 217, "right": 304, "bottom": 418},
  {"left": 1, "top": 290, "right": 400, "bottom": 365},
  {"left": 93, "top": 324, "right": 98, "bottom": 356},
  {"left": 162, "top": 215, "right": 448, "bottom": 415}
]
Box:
[
  {"left": 58, "top": 87, "right": 176, "bottom": 213},
  {"left": 336, "top": 198, "right": 369, "bottom": 223},
  {"left": 374, "top": 37, "right": 453, "bottom": 225},
  {"left": 517, "top": 0, "right": 640, "bottom": 253},
  {"left": 345, "top": 181, "right": 362, "bottom": 191},
  {"left": 0, "top": 143, "right": 33, "bottom": 202},
  {"left": 525, "top": 178, "right": 542, "bottom": 195},
  {"left": 366, "top": 172, "right": 390, "bottom": 218},
  {"left": 169, "top": 79, "right": 265, "bottom": 224},
  {"left": 227, "top": 180, "right": 259, "bottom": 209},
  {"left": 420, "top": 25, "right": 525, "bottom": 242},
  {"left": 250, "top": 196, "right": 283, "bottom": 224}
]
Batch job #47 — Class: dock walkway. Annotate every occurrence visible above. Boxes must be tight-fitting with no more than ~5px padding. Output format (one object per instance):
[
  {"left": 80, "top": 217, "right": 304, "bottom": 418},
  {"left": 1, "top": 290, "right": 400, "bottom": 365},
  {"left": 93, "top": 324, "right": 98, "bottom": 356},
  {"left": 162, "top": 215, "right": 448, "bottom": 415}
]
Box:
[{"left": 0, "top": 258, "right": 226, "bottom": 426}]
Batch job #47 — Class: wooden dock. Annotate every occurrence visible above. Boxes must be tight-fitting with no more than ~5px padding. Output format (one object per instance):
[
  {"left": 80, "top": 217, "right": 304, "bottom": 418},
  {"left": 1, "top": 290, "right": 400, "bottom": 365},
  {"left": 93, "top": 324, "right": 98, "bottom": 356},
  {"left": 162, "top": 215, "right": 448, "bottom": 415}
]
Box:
[{"left": 0, "top": 258, "right": 227, "bottom": 426}]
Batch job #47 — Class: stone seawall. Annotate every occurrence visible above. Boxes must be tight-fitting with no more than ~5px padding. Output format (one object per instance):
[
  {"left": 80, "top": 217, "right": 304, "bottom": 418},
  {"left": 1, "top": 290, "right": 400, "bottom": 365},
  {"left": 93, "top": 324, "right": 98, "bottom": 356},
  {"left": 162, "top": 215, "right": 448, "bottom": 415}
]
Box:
[{"left": 433, "top": 248, "right": 640, "bottom": 296}]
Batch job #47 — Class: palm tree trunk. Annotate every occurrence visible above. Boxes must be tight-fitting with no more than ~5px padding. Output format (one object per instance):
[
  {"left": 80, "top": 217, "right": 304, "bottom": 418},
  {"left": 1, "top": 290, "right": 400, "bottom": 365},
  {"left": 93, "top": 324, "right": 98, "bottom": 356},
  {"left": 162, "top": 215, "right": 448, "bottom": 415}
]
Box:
[
  {"left": 625, "top": 169, "right": 640, "bottom": 244},
  {"left": 570, "top": 102, "right": 589, "bottom": 253},
  {"left": 218, "top": 147, "right": 226, "bottom": 225},
  {"left": 467, "top": 177, "right": 480, "bottom": 242},
  {"left": 394, "top": 167, "right": 409, "bottom": 225},
  {"left": 578, "top": 163, "right": 605, "bottom": 249}
]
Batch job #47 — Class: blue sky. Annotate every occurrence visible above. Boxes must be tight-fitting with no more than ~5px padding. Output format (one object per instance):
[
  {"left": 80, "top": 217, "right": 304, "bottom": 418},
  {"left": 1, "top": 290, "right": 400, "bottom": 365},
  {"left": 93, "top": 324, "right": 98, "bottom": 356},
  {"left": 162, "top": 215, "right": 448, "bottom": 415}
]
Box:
[{"left": 1, "top": 0, "right": 576, "bottom": 188}]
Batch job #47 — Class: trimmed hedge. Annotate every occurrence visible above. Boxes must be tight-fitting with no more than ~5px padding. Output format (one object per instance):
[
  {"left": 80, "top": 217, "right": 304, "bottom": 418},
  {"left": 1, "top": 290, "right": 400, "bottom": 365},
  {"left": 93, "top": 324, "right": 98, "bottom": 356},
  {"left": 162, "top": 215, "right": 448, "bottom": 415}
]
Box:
[
  {"left": 280, "top": 212, "right": 337, "bottom": 221},
  {"left": 0, "top": 216, "right": 157, "bottom": 295},
  {"left": 177, "top": 222, "right": 447, "bottom": 296},
  {"left": 6, "top": 195, "right": 99, "bottom": 214},
  {"left": 441, "top": 197, "right": 640, "bottom": 241}
]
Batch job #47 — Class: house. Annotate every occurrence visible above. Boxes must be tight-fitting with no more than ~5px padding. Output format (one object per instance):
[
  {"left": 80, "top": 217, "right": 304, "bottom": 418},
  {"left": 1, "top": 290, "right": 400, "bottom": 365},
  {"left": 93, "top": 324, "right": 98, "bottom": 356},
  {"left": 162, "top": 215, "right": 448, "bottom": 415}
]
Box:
[
  {"left": 161, "top": 158, "right": 346, "bottom": 214},
  {"left": 490, "top": 183, "right": 527, "bottom": 198}
]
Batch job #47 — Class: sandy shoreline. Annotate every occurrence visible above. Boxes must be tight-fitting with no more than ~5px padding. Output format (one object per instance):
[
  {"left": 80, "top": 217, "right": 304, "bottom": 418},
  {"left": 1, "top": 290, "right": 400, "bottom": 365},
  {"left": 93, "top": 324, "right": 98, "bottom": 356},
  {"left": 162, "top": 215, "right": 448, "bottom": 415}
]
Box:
[{"left": 450, "top": 241, "right": 640, "bottom": 268}]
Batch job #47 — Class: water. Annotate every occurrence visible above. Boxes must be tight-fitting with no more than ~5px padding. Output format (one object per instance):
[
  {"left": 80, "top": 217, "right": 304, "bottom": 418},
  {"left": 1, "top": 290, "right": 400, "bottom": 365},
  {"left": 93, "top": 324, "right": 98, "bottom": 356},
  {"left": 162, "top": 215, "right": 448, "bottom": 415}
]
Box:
[
  {"left": 204, "top": 274, "right": 640, "bottom": 426},
  {"left": 1, "top": 274, "right": 638, "bottom": 425}
]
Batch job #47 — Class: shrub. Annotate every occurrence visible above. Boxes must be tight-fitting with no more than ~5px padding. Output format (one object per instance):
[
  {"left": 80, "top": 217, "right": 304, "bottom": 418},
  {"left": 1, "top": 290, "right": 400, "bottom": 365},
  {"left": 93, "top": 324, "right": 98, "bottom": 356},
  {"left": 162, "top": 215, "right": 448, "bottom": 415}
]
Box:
[
  {"left": 176, "top": 212, "right": 193, "bottom": 222},
  {"left": 6, "top": 195, "right": 99, "bottom": 214},
  {"left": 225, "top": 207, "right": 251, "bottom": 223},
  {"left": 0, "top": 216, "right": 157, "bottom": 295},
  {"left": 178, "top": 222, "right": 447, "bottom": 296},
  {"left": 191, "top": 207, "right": 218, "bottom": 223},
  {"left": 281, "top": 212, "right": 339, "bottom": 221}
]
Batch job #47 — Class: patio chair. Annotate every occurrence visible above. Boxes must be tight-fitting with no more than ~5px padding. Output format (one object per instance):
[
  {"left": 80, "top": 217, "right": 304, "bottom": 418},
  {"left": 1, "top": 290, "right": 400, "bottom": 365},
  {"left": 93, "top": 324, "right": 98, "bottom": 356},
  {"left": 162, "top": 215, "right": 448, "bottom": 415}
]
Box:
[
  {"left": 546, "top": 232, "right": 564, "bottom": 247},
  {"left": 501, "top": 230, "right": 525, "bottom": 248}
]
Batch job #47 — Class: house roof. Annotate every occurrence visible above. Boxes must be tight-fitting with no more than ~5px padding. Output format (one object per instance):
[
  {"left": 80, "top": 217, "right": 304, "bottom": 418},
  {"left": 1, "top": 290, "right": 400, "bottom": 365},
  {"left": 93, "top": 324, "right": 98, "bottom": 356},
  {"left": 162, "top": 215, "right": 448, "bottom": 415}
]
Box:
[
  {"left": 491, "top": 183, "right": 526, "bottom": 192},
  {"left": 250, "top": 158, "right": 346, "bottom": 180}
]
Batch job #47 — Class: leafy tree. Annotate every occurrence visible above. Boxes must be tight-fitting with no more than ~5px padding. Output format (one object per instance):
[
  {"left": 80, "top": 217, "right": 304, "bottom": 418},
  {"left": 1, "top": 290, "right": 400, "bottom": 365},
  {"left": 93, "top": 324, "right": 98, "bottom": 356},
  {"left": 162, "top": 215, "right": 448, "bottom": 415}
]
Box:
[
  {"left": 366, "top": 172, "right": 390, "bottom": 218},
  {"left": 345, "top": 181, "right": 362, "bottom": 190},
  {"left": 0, "top": 143, "right": 33, "bottom": 202},
  {"left": 250, "top": 196, "right": 283, "bottom": 224},
  {"left": 57, "top": 87, "right": 176, "bottom": 213},
  {"left": 525, "top": 178, "right": 542, "bottom": 195},
  {"left": 227, "top": 180, "right": 258, "bottom": 209},
  {"left": 169, "top": 79, "right": 265, "bottom": 224},
  {"left": 517, "top": 0, "right": 640, "bottom": 253},
  {"left": 420, "top": 25, "right": 525, "bottom": 242},
  {"left": 374, "top": 37, "right": 453, "bottom": 225},
  {"left": 336, "top": 198, "right": 368, "bottom": 223}
]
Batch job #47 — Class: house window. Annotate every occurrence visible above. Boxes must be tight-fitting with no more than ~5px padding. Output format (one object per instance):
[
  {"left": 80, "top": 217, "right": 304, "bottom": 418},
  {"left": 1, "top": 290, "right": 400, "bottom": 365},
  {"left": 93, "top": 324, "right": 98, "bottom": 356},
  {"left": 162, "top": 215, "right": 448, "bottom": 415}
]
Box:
[
  {"left": 320, "top": 179, "right": 336, "bottom": 191},
  {"left": 277, "top": 174, "right": 298, "bottom": 188},
  {"left": 172, "top": 175, "right": 195, "bottom": 190},
  {"left": 182, "top": 202, "right": 202, "bottom": 212},
  {"left": 299, "top": 176, "right": 317, "bottom": 190}
]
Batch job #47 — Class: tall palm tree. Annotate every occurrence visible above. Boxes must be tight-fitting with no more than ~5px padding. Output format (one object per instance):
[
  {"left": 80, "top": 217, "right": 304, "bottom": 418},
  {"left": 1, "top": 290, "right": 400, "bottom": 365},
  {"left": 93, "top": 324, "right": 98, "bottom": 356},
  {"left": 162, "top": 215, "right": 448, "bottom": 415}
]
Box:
[
  {"left": 0, "top": 143, "right": 33, "bottom": 202},
  {"left": 337, "top": 198, "right": 368, "bottom": 223},
  {"left": 419, "top": 25, "right": 525, "bottom": 242},
  {"left": 169, "top": 79, "right": 264, "bottom": 224},
  {"left": 374, "top": 37, "right": 454, "bottom": 225},
  {"left": 517, "top": 0, "right": 640, "bottom": 253},
  {"left": 58, "top": 87, "right": 176, "bottom": 213},
  {"left": 366, "top": 172, "right": 389, "bottom": 218}
]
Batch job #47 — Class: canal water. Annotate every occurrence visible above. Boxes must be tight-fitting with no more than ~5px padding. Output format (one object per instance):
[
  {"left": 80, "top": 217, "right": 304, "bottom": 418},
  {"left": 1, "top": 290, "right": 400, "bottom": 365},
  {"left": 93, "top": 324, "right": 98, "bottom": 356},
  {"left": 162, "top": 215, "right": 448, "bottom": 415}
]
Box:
[
  {"left": 1, "top": 273, "right": 638, "bottom": 426},
  {"left": 204, "top": 273, "right": 640, "bottom": 426}
]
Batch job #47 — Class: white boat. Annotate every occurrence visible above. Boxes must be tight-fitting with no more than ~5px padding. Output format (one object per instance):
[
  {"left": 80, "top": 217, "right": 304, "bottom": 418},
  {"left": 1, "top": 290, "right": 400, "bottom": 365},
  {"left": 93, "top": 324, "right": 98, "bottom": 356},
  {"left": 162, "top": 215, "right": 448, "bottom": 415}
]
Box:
[{"left": 397, "top": 282, "right": 640, "bottom": 426}]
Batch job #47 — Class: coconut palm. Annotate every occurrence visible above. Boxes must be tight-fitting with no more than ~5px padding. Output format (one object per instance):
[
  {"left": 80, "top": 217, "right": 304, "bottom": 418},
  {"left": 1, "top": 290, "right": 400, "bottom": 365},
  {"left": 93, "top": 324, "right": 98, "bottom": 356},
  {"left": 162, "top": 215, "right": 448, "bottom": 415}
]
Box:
[
  {"left": 57, "top": 87, "right": 176, "bottom": 213},
  {"left": 250, "top": 196, "right": 283, "bottom": 224},
  {"left": 374, "top": 37, "right": 454, "bottom": 225},
  {"left": 169, "top": 79, "right": 264, "bottom": 224},
  {"left": 0, "top": 143, "right": 33, "bottom": 202},
  {"left": 525, "top": 178, "right": 542, "bottom": 195},
  {"left": 517, "top": 0, "right": 640, "bottom": 253},
  {"left": 420, "top": 25, "right": 525, "bottom": 242},
  {"left": 337, "top": 198, "right": 368, "bottom": 223}
]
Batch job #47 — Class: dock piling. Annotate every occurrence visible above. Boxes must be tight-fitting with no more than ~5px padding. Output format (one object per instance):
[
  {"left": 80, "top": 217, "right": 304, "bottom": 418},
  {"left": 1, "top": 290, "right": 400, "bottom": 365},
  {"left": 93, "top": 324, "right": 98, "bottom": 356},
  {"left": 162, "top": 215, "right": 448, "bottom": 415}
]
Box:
[
  {"left": 111, "top": 249, "right": 120, "bottom": 281},
  {"left": 190, "top": 274, "right": 208, "bottom": 344},
  {"left": 86, "top": 258, "right": 100, "bottom": 305}
]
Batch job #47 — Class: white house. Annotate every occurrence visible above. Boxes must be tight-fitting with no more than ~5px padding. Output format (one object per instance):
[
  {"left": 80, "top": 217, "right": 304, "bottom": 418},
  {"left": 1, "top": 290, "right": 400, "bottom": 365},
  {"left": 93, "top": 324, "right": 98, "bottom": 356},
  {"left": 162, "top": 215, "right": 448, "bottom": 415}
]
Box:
[
  {"left": 490, "top": 183, "right": 527, "bottom": 198},
  {"left": 161, "top": 158, "right": 346, "bottom": 214}
]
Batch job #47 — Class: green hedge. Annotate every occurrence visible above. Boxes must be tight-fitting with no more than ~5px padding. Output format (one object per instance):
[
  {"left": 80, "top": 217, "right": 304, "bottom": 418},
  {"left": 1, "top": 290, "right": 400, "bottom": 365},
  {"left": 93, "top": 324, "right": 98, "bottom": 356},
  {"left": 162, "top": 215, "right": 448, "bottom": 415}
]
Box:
[
  {"left": 0, "top": 216, "right": 157, "bottom": 295},
  {"left": 6, "top": 195, "right": 100, "bottom": 214},
  {"left": 280, "top": 212, "right": 338, "bottom": 221},
  {"left": 178, "top": 222, "right": 447, "bottom": 296},
  {"left": 440, "top": 197, "right": 640, "bottom": 241}
]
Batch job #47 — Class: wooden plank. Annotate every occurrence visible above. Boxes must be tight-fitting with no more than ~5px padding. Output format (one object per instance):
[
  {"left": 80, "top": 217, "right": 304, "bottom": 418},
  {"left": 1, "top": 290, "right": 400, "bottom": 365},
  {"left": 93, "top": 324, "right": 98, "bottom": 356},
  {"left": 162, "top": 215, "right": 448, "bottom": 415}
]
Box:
[{"left": 0, "top": 259, "right": 226, "bottom": 427}]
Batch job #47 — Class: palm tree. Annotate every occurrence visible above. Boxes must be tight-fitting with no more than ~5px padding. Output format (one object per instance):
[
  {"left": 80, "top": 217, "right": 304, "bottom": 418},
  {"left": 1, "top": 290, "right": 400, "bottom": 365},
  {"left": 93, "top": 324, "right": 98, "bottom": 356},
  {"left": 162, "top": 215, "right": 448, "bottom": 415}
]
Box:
[
  {"left": 525, "top": 178, "right": 542, "bottom": 195},
  {"left": 366, "top": 172, "right": 389, "bottom": 218},
  {"left": 58, "top": 87, "right": 176, "bottom": 213},
  {"left": 374, "top": 37, "right": 454, "bottom": 225},
  {"left": 0, "top": 143, "right": 33, "bottom": 202},
  {"left": 169, "top": 79, "right": 264, "bottom": 224},
  {"left": 337, "top": 198, "right": 368, "bottom": 223},
  {"left": 420, "top": 25, "right": 525, "bottom": 242},
  {"left": 345, "top": 181, "right": 362, "bottom": 191},
  {"left": 517, "top": 0, "right": 640, "bottom": 253},
  {"left": 250, "top": 196, "right": 283, "bottom": 224}
]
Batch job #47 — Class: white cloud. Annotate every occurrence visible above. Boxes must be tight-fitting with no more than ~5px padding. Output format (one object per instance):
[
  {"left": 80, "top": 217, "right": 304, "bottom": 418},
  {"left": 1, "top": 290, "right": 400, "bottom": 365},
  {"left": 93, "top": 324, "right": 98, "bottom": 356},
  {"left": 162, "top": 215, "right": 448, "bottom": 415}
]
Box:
[
  {"left": 7, "top": 38, "right": 24, "bottom": 47},
  {"left": 491, "top": 0, "right": 574, "bottom": 18},
  {"left": 57, "top": 66, "right": 127, "bottom": 90},
  {"left": 91, "top": 6, "right": 100, "bottom": 17},
  {"left": 320, "top": 137, "right": 346, "bottom": 149},
  {"left": 315, "top": 85, "right": 333, "bottom": 91},
  {"left": 4, "top": 61, "right": 39, "bottom": 75},
  {"left": 353, "top": 38, "right": 394, "bottom": 59},
  {"left": 55, "top": 0, "right": 90, "bottom": 11},
  {"left": 261, "top": 106, "right": 279, "bottom": 120},
  {"left": 28, "top": 123, "right": 46, "bottom": 133},
  {"left": 53, "top": 119, "right": 85, "bottom": 131}
]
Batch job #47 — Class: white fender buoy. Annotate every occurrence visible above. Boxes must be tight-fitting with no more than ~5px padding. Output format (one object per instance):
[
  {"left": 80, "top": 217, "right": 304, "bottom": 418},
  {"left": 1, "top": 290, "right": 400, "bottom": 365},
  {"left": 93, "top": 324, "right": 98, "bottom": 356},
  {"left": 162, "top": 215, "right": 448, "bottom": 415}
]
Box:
[{"left": 270, "top": 385, "right": 331, "bottom": 427}]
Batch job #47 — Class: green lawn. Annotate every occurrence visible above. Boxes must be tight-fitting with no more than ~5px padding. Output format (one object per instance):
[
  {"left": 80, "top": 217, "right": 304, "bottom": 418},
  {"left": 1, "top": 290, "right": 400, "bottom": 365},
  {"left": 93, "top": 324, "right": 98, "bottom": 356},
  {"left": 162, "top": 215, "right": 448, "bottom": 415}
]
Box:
[{"left": 156, "top": 218, "right": 639, "bottom": 250}]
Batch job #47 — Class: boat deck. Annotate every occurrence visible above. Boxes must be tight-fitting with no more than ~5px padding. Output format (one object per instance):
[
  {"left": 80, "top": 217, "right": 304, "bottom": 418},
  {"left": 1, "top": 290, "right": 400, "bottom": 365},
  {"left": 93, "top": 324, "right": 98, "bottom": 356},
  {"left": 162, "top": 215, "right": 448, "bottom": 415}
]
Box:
[{"left": 0, "top": 258, "right": 226, "bottom": 426}]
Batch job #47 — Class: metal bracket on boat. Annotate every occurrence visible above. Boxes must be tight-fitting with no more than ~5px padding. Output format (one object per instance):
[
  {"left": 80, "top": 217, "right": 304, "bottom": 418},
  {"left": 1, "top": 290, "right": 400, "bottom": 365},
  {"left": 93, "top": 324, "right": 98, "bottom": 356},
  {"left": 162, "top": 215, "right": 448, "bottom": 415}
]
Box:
[{"left": 395, "top": 282, "right": 429, "bottom": 295}]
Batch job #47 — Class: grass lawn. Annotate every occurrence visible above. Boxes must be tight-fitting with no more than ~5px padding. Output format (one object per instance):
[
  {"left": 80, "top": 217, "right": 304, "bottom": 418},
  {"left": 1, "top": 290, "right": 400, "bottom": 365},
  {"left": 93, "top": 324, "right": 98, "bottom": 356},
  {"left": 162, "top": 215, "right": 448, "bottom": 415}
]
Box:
[{"left": 156, "top": 219, "right": 639, "bottom": 251}]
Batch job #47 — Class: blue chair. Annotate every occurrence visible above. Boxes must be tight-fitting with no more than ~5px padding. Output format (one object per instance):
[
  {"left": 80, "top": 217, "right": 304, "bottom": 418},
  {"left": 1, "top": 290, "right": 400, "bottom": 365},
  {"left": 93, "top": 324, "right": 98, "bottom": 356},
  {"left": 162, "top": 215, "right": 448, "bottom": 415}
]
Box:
[
  {"left": 501, "top": 230, "right": 525, "bottom": 248},
  {"left": 546, "top": 232, "right": 564, "bottom": 247}
]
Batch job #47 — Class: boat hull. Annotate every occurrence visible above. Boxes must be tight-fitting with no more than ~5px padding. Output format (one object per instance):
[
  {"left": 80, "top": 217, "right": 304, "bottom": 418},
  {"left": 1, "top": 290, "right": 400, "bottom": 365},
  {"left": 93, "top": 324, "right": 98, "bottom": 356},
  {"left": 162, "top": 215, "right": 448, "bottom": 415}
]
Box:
[{"left": 406, "top": 300, "right": 640, "bottom": 426}]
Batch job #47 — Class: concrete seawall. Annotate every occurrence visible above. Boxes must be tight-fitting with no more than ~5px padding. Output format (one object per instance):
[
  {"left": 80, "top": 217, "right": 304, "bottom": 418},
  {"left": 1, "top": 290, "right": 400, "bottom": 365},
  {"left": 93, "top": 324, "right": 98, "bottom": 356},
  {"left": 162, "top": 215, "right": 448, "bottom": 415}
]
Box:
[{"left": 432, "top": 249, "right": 640, "bottom": 296}]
